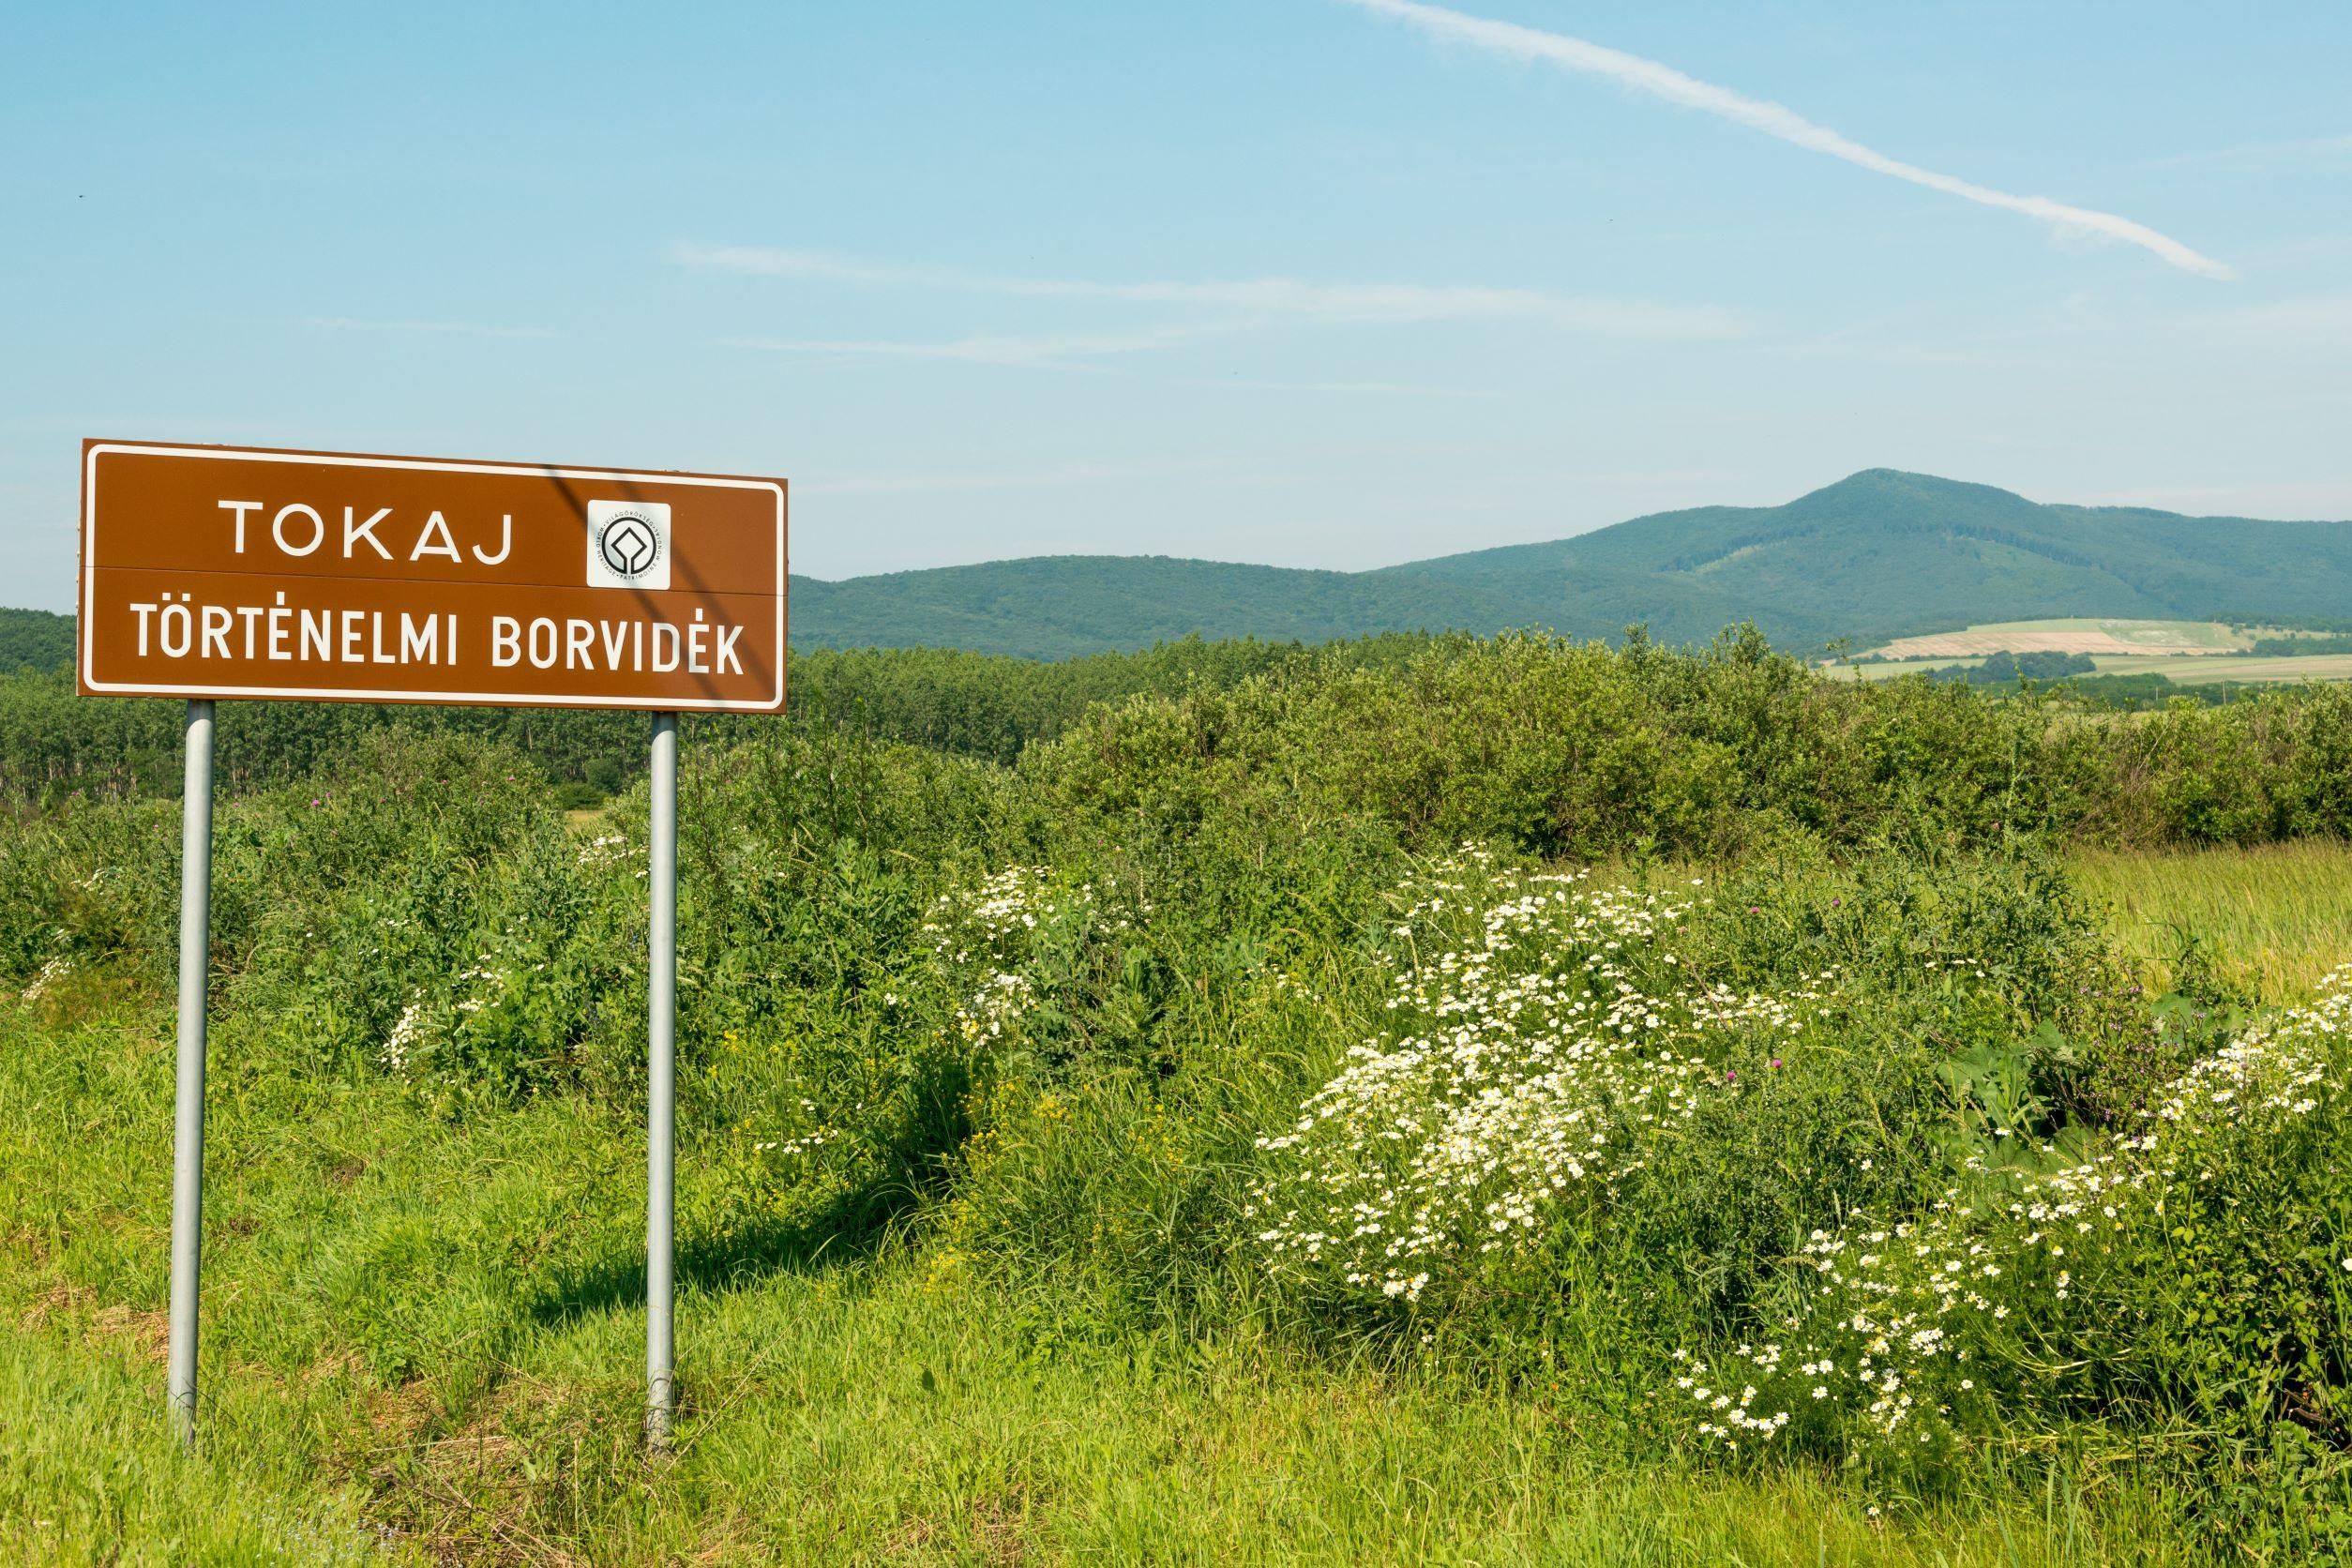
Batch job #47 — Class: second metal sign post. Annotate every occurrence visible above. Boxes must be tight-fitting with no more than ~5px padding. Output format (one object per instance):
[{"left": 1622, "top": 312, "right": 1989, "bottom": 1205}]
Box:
[{"left": 646, "top": 712, "right": 680, "bottom": 1446}]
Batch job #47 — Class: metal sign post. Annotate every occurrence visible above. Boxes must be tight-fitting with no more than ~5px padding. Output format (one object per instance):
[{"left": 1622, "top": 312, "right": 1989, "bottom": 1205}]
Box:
[
  {"left": 167, "top": 699, "right": 215, "bottom": 1446},
  {"left": 646, "top": 712, "right": 678, "bottom": 1447}
]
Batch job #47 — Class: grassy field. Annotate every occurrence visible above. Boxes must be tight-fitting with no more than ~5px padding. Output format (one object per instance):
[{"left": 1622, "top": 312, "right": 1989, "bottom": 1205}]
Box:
[
  {"left": 0, "top": 841, "right": 2342, "bottom": 1563},
  {"left": 13, "top": 638, "right": 2352, "bottom": 1564},
  {"left": 2073, "top": 839, "right": 2352, "bottom": 1000},
  {"left": 0, "top": 986, "right": 2236, "bottom": 1566}
]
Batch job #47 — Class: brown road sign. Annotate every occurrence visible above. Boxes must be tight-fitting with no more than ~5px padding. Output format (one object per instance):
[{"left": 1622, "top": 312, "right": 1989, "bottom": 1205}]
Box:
[{"left": 79, "top": 441, "right": 787, "bottom": 710}]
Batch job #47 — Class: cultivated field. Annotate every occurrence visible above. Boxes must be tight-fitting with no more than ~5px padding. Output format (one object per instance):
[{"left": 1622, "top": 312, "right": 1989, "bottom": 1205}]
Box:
[
  {"left": 1868, "top": 618, "right": 2251, "bottom": 660},
  {"left": 1842, "top": 618, "right": 2352, "bottom": 686},
  {"left": 7, "top": 637, "right": 2352, "bottom": 1563},
  {"left": 2092, "top": 651, "right": 2352, "bottom": 685},
  {"left": 1847, "top": 650, "right": 2352, "bottom": 685}
]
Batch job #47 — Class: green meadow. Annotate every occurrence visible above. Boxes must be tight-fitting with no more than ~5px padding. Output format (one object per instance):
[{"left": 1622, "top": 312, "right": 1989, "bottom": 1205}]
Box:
[{"left": 7, "top": 632, "right": 2352, "bottom": 1564}]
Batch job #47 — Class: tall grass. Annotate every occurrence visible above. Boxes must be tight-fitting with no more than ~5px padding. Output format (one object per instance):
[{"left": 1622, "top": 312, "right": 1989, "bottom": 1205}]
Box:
[
  {"left": 2073, "top": 839, "right": 2352, "bottom": 1001},
  {"left": 0, "top": 1333, "right": 411, "bottom": 1566}
]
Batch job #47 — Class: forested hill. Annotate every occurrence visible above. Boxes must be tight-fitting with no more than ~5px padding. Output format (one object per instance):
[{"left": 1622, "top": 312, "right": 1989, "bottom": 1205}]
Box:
[
  {"left": 12, "top": 471, "right": 2350, "bottom": 663},
  {"left": 786, "top": 557, "right": 1530, "bottom": 662},
  {"left": 1390, "top": 469, "right": 2352, "bottom": 652},
  {"left": 793, "top": 470, "right": 2352, "bottom": 657},
  {"left": 0, "top": 609, "right": 70, "bottom": 673}
]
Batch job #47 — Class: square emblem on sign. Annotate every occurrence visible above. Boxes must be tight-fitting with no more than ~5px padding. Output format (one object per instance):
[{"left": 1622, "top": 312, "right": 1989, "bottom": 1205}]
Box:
[{"left": 586, "top": 500, "right": 672, "bottom": 590}]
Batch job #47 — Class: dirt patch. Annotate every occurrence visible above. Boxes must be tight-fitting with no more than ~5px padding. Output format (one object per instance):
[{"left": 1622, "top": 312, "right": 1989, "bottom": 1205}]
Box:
[
  {"left": 424, "top": 1426, "right": 528, "bottom": 1492},
  {"left": 363, "top": 1376, "right": 448, "bottom": 1443},
  {"left": 681, "top": 1514, "right": 758, "bottom": 1566},
  {"left": 91, "top": 1302, "right": 169, "bottom": 1364},
  {"left": 883, "top": 1513, "right": 943, "bottom": 1557},
  {"left": 970, "top": 1491, "right": 1032, "bottom": 1566},
  {"left": 354, "top": 1375, "right": 637, "bottom": 1566},
  {"left": 17, "top": 1280, "right": 95, "bottom": 1333}
]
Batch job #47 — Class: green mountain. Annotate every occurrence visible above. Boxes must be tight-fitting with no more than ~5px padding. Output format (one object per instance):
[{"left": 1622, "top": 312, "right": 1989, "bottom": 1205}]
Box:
[
  {"left": 14, "top": 472, "right": 2349, "bottom": 666},
  {"left": 788, "top": 556, "right": 1535, "bottom": 663},
  {"left": 1384, "top": 469, "right": 2352, "bottom": 652},
  {"left": 795, "top": 470, "right": 2352, "bottom": 657}
]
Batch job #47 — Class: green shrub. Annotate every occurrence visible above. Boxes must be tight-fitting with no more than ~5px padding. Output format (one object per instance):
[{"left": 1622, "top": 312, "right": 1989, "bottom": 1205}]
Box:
[
  {"left": 1666, "top": 973, "right": 2352, "bottom": 1547},
  {"left": 13, "top": 634, "right": 2352, "bottom": 1551}
]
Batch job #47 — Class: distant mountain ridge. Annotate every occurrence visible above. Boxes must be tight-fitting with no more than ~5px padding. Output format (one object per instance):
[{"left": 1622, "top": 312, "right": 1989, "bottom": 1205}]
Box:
[
  {"left": 11, "top": 471, "right": 2350, "bottom": 666},
  {"left": 792, "top": 470, "right": 2352, "bottom": 658}
]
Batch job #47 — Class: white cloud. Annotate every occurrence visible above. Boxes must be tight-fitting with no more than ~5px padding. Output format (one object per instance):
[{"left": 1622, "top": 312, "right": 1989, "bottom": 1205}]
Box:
[
  {"left": 298, "top": 317, "right": 555, "bottom": 339},
  {"left": 720, "top": 321, "right": 1238, "bottom": 369},
  {"left": 675, "top": 242, "right": 1746, "bottom": 339},
  {"left": 802, "top": 461, "right": 1202, "bottom": 496},
  {"left": 728, "top": 323, "right": 1506, "bottom": 390},
  {"left": 2173, "top": 291, "right": 2352, "bottom": 346},
  {"left": 1336, "top": 0, "right": 2236, "bottom": 280},
  {"left": 1178, "top": 376, "right": 1500, "bottom": 398},
  {"left": 2153, "top": 134, "right": 2352, "bottom": 173}
]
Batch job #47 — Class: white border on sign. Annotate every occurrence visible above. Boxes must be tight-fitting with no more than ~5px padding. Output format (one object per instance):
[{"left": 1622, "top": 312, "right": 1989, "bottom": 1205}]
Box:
[{"left": 80, "top": 444, "right": 787, "bottom": 711}]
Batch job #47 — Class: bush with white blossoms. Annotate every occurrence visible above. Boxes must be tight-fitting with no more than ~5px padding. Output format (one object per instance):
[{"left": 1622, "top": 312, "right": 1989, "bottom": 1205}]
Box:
[
  {"left": 1245, "top": 847, "right": 1824, "bottom": 1307},
  {"left": 371, "top": 938, "right": 545, "bottom": 1080},
  {"left": 575, "top": 830, "right": 639, "bottom": 872},
  {"left": 925, "top": 867, "right": 1070, "bottom": 1046},
  {"left": 19, "top": 950, "right": 71, "bottom": 1003},
  {"left": 1669, "top": 966, "right": 2352, "bottom": 1467},
  {"left": 920, "top": 864, "right": 1145, "bottom": 1062},
  {"left": 705, "top": 864, "right": 1113, "bottom": 1197}
]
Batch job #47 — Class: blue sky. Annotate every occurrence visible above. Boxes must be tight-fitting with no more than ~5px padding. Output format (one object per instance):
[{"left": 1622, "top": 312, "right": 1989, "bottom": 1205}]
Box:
[{"left": 6, "top": 1, "right": 2348, "bottom": 610}]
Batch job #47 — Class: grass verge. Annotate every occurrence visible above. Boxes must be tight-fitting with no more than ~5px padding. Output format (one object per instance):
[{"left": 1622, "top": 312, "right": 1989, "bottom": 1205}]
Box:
[{"left": 1, "top": 991, "right": 2222, "bottom": 1565}]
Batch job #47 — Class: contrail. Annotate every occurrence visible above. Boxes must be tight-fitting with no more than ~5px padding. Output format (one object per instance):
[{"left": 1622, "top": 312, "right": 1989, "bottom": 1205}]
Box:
[
  {"left": 672, "top": 243, "right": 1748, "bottom": 338},
  {"left": 1338, "top": 0, "right": 2235, "bottom": 280}
]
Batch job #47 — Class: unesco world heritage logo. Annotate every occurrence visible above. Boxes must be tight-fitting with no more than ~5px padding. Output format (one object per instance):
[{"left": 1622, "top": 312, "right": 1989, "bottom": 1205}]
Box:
[
  {"left": 597, "top": 511, "right": 661, "bottom": 579},
  {"left": 585, "top": 499, "right": 672, "bottom": 590}
]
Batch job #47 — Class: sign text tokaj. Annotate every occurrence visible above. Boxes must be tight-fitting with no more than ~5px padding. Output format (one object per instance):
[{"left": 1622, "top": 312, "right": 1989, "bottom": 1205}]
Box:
[{"left": 80, "top": 441, "right": 787, "bottom": 710}]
